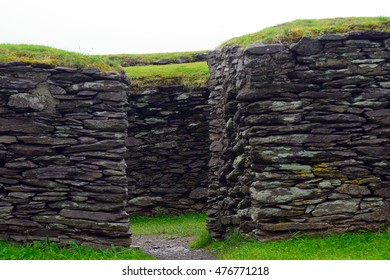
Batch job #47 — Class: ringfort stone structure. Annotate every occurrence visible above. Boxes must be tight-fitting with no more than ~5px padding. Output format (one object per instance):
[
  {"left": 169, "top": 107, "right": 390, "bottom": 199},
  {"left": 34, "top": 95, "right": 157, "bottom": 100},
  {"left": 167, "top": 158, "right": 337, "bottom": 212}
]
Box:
[
  {"left": 126, "top": 86, "right": 210, "bottom": 215},
  {"left": 207, "top": 31, "right": 390, "bottom": 240},
  {"left": 0, "top": 30, "right": 389, "bottom": 246},
  {"left": 0, "top": 63, "right": 131, "bottom": 247}
]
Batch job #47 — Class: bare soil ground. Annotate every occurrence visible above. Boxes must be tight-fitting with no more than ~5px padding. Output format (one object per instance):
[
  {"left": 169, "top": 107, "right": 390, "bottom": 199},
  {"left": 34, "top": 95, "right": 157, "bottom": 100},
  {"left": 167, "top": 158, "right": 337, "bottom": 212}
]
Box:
[{"left": 132, "top": 235, "right": 215, "bottom": 260}]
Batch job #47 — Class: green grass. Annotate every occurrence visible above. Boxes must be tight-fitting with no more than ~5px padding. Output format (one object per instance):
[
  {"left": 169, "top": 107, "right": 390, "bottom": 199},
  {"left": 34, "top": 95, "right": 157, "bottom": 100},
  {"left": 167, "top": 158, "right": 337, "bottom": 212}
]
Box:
[
  {"left": 221, "top": 17, "right": 390, "bottom": 48},
  {"left": 0, "top": 44, "right": 120, "bottom": 71},
  {"left": 131, "top": 212, "right": 208, "bottom": 237},
  {"left": 103, "top": 50, "right": 208, "bottom": 66},
  {"left": 202, "top": 230, "right": 390, "bottom": 260},
  {"left": 125, "top": 61, "right": 209, "bottom": 89},
  {"left": 0, "top": 240, "right": 154, "bottom": 260}
]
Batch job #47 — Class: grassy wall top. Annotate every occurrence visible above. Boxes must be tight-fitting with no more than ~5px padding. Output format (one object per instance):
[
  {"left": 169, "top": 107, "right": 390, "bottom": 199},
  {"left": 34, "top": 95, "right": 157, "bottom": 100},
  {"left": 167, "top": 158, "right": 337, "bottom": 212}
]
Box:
[
  {"left": 220, "top": 17, "right": 390, "bottom": 48},
  {"left": 0, "top": 44, "right": 120, "bottom": 71},
  {"left": 103, "top": 51, "right": 209, "bottom": 67},
  {"left": 125, "top": 61, "right": 209, "bottom": 89}
]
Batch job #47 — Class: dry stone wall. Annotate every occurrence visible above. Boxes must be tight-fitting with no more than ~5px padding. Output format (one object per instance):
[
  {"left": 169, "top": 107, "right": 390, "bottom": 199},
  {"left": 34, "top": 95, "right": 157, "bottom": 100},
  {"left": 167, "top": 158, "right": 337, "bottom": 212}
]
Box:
[
  {"left": 126, "top": 86, "right": 210, "bottom": 215},
  {"left": 207, "top": 31, "right": 390, "bottom": 241},
  {"left": 0, "top": 62, "right": 131, "bottom": 247}
]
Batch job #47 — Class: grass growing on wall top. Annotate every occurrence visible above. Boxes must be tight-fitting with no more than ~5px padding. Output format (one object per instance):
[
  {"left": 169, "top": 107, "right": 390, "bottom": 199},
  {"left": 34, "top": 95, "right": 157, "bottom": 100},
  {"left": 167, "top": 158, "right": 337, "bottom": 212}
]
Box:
[
  {"left": 103, "top": 50, "right": 208, "bottom": 66},
  {"left": 0, "top": 44, "right": 120, "bottom": 71},
  {"left": 220, "top": 17, "right": 390, "bottom": 48},
  {"left": 125, "top": 61, "right": 209, "bottom": 89}
]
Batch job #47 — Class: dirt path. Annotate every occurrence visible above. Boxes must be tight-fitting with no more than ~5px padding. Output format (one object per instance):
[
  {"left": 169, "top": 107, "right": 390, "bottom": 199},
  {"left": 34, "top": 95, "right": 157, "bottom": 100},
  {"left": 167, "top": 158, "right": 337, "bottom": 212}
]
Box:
[{"left": 132, "top": 235, "right": 215, "bottom": 260}]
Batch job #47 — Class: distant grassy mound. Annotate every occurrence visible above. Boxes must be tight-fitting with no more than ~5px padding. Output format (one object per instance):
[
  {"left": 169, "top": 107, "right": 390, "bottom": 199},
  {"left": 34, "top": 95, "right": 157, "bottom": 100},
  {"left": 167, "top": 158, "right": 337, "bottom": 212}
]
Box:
[
  {"left": 103, "top": 50, "right": 209, "bottom": 67},
  {"left": 125, "top": 61, "right": 209, "bottom": 89},
  {"left": 0, "top": 44, "right": 120, "bottom": 71},
  {"left": 221, "top": 17, "right": 390, "bottom": 48}
]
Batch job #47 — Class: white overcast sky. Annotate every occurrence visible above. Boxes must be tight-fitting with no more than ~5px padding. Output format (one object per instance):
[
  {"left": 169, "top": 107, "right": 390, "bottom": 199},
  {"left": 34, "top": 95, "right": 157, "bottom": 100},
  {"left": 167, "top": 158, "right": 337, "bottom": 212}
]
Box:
[{"left": 1, "top": 0, "right": 389, "bottom": 54}]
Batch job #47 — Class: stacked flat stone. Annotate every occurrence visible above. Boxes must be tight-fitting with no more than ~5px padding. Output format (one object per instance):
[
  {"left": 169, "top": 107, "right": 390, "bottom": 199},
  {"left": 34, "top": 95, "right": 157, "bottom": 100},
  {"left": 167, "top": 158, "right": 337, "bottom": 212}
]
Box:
[
  {"left": 126, "top": 86, "right": 210, "bottom": 215},
  {"left": 207, "top": 31, "right": 390, "bottom": 241},
  {"left": 0, "top": 62, "right": 131, "bottom": 247}
]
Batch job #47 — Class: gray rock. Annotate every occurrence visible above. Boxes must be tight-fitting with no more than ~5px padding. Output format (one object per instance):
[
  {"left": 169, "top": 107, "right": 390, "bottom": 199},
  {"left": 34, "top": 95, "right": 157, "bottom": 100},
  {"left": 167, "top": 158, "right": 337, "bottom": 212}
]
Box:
[
  {"left": 365, "top": 109, "right": 390, "bottom": 125},
  {"left": 59, "top": 209, "right": 128, "bottom": 222},
  {"left": 312, "top": 199, "right": 360, "bottom": 216},
  {"left": 250, "top": 186, "right": 323, "bottom": 204},
  {"left": 67, "top": 80, "right": 128, "bottom": 92},
  {"left": 97, "top": 91, "right": 127, "bottom": 102},
  {"left": 23, "top": 166, "right": 102, "bottom": 181},
  {"left": 0, "top": 118, "right": 54, "bottom": 133},
  {"left": 245, "top": 44, "right": 285, "bottom": 55},
  {"left": 84, "top": 119, "right": 127, "bottom": 131},
  {"left": 0, "top": 76, "right": 37, "bottom": 89},
  {"left": 260, "top": 222, "right": 331, "bottom": 231},
  {"left": 0, "top": 136, "right": 17, "bottom": 144},
  {"left": 128, "top": 196, "right": 156, "bottom": 207},
  {"left": 189, "top": 188, "right": 208, "bottom": 199},
  {"left": 17, "top": 136, "right": 78, "bottom": 145},
  {"left": 290, "top": 37, "right": 323, "bottom": 55},
  {"left": 336, "top": 184, "right": 371, "bottom": 196}
]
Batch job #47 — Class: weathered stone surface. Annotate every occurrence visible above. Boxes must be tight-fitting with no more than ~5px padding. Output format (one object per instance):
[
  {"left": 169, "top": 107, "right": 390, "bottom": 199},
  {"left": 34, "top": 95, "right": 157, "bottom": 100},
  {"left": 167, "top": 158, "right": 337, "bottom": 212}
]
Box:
[
  {"left": 0, "top": 76, "right": 37, "bottom": 89},
  {"left": 245, "top": 43, "right": 286, "bottom": 55},
  {"left": 59, "top": 209, "right": 127, "bottom": 222},
  {"left": 97, "top": 91, "right": 127, "bottom": 102},
  {"left": 365, "top": 109, "right": 390, "bottom": 125},
  {"left": 260, "top": 222, "right": 331, "bottom": 231},
  {"left": 67, "top": 80, "right": 127, "bottom": 92},
  {"left": 312, "top": 199, "right": 361, "bottom": 216},
  {"left": 291, "top": 37, "right": 323, "bottom": 55},
  {"left": 8, "top": 144, "right": 54, "bottom": 156},
  {"left": 0, "top": 65, "right": 130, "bottom": 247},
  {"left": 65, "top": 140, "right": 124, "bottom": 153},
  {"left": 189, "top": 188, "right": 208, "bottom": 200},
  {"left": 0, "top": 118, "right": 54, "bottom": 133},
  {"left": 0, "top": 136, "right": 17, "bottom": 144},
  {"left": 5, "top": 160, "right": 38, "bottom": 169},
  {"left": 128, "top": 196, "right": 156, "bottom": 207},
  {"left": 250, "top": 187, "right": 323, "bottom": 204},
  {"left": 251, "top": 207, "right": 303, "bottom": 219},
  {"left": 23, "top": 166, "right": 102, "bottom": 181},
  {"left": 336, "top": 184, "right": 371, "bottom": 196},
  {"left": 8, "top": 84, "right": 57, "bottom": 113},
  {"left": 84, "top": 119, "right": 127, "bottom": 131},
  {"left": 17, "top": 136, "right": 78, "bottom": 145},
  {"left": 126, "top": 86, "right": 210, "bottom": 215},
  {"left": 207, "top": 31, "right": 390, "bottom": 241}
]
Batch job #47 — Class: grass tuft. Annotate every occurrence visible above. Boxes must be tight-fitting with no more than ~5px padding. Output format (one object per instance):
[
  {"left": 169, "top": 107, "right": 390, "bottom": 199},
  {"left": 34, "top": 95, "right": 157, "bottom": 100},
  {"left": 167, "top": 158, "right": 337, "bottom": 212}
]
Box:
[
  {"left": 0, "top": 240, "right": 154, "bottom": 260},
  {"left": 131, "top": 212, "right": 208, "bottom": 237},
  {"left": 103, "top": 50, "right": 208, "bottom": 66},
  {"left": 0, "top": 44, "right": 120, "bottom": 71},
  {"left": 208, "top": 230, "right": 390, "bottom": 260},
  {"left": 125, "top": 62, "right": 209, "bottom": 89},
  {"left": 220, "top": 17, "right": 390, "bottom": 48}
]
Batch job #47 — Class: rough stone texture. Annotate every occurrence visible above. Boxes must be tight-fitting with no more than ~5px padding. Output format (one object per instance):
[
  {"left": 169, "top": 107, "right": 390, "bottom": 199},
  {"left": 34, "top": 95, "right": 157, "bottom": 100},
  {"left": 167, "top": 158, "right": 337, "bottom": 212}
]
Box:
[
  {"left": 207, "top": 31, "right": 390, "bottom": 241},
  {"left": 0, "top": 63, "right": 131, "bottom": 247},
  {"left": 126, "top": 85, "right": 210, "bottom": 215}
]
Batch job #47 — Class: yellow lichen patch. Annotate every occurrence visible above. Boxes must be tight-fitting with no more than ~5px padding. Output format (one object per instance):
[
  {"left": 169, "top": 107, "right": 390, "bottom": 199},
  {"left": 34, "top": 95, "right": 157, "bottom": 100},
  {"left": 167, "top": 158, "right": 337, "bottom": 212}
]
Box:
[
  {"left": 313, "top": 163, "right": 330, "bottom": 172},
  {"left": 350, "top": 177, "right": 378, "bottom": 185},
  {"left": 312, "top": 163, "right": 343, "bottom": 179},
  {"left": 293, "top": 170, "right": 313, "bottom": 177}
]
